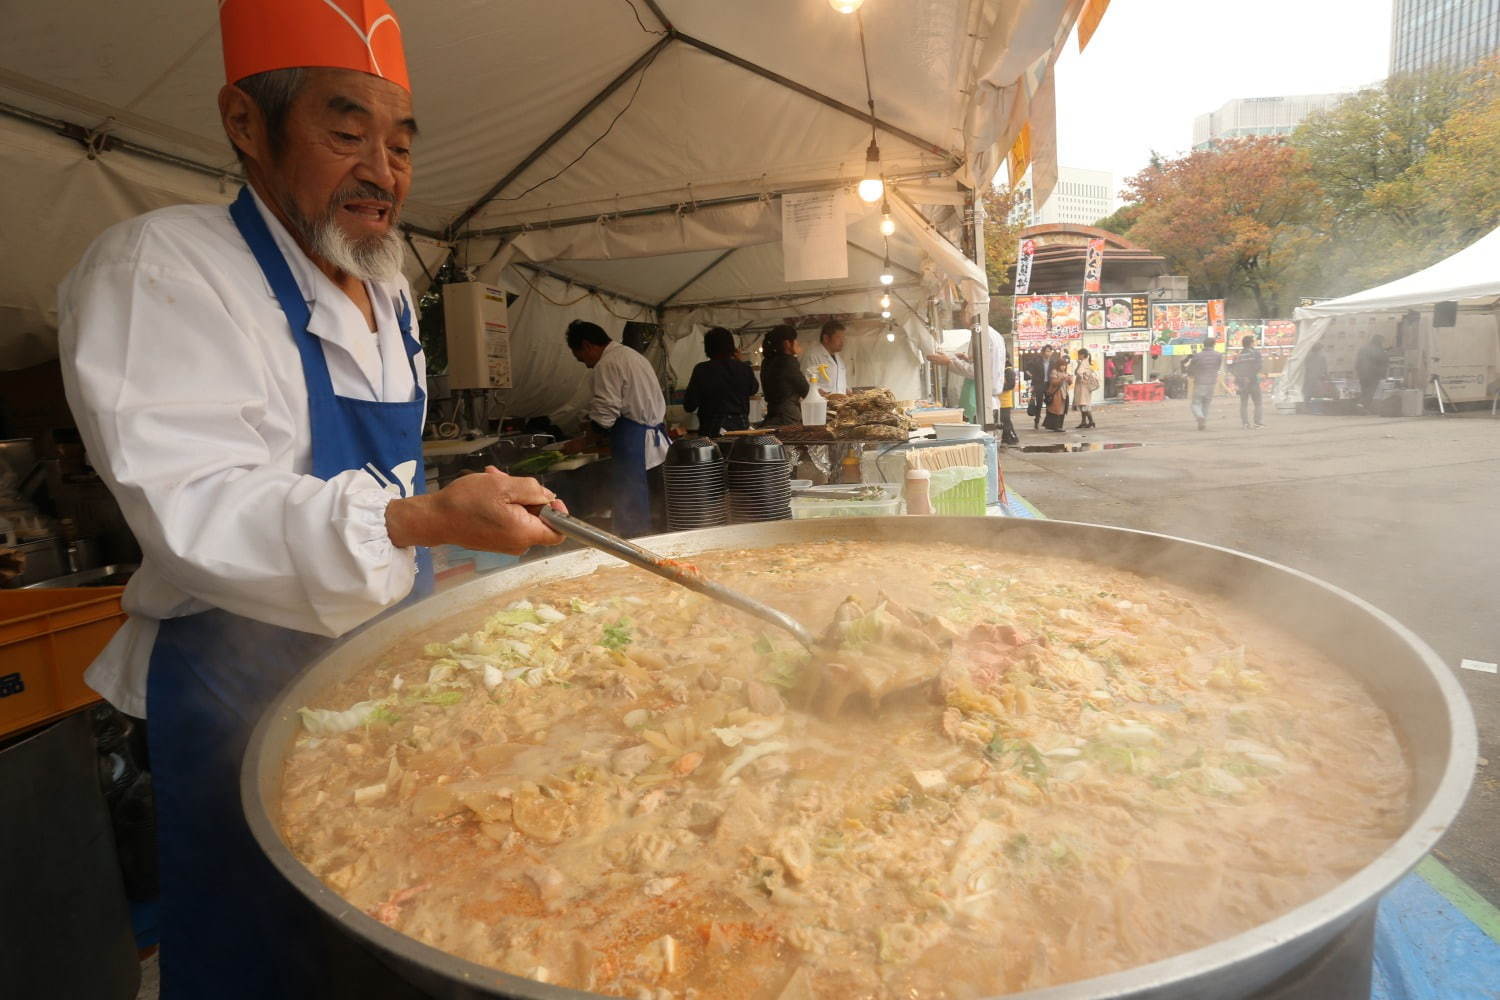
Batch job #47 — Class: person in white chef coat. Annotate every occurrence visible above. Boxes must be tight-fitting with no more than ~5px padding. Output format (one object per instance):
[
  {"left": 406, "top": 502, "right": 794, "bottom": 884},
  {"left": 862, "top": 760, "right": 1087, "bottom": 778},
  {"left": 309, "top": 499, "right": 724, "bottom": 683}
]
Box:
[
  {"left": 560, "top": 319, "right": 669, "bottom": 537},
  {"left": 55, "top": 2, "right": 563, "bottom": 996},
  {"left": 801, "top": 318, "right": 850, "bottom": 424},
  {"left": 927, "top": 326, "right": 1018, "bottom": 442}
]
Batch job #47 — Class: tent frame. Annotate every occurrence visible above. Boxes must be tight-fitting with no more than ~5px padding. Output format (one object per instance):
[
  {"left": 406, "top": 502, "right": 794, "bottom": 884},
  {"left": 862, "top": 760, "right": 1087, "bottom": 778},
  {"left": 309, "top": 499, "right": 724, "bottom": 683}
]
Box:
[{"left": 442, "top": 22, "right": 962, "bottom": 241}]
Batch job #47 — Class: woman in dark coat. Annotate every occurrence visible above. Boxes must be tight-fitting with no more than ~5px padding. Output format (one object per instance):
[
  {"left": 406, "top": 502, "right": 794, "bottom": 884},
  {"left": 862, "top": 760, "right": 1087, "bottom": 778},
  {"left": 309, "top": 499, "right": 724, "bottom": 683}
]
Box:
[
  {"left": 683, "top": 326, "right": 759, "bottom": 437},
  {"left": 759, "top": 325, "right": 809, "bottom": 427}
]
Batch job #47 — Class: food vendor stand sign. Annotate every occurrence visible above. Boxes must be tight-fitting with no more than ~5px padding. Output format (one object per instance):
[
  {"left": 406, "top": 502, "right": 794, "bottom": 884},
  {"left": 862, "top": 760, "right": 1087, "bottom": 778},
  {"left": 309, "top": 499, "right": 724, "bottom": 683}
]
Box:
[
  {"left": 1049, "top": 295, "right": 1083, "bottom": 345},
  {"left": 1013, "top": 295, "right": 1050, "bottom": 344},
  {"left": 1014, "top": 239, "right": 1036, "bottom": 294},
  {"left": 1085, "top": 293, "right": 1150, "bottom": 355},
  {"left": 1083, "top": 238, "right": 1104, "bottom": 293},
  {"left": 1151, "top": 300, "right": 1226, "bottom": 354}
]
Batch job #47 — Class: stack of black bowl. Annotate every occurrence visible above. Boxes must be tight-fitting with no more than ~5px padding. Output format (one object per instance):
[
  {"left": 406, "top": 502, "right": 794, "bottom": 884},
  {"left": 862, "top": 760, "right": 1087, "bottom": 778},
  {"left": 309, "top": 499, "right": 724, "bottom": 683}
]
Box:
[
  {"left": 727, "top": 435, "right": 792, "bottom": 523},
  {"left": 662, "top": 436, "right": 728, "bottom": 531}
]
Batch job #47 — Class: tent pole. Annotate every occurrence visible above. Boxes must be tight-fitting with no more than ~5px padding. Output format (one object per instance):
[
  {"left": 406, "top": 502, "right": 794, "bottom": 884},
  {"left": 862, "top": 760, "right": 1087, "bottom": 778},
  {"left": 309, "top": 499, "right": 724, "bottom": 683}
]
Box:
[
  {"left": 666, "top": 280, "right": 919, "bottom": 310},
  {"left": 658, "top": 247, "right": 739, "bottom": 307},
  {"left": 674, "top": 33, "right": 960, "bottom": 167},
  {"left": 513, "top": 261, "right": 659, "bottom": 314},
  {"left": 443, "top": 35, "right": 675, "bottom": 239},
  {"left": 461, "top": 168, "right": 952, "bottom": 239},
  {"left": 640, "top": 0, "right": 673, "bottom": 31},
  {"left": 847, "top": 241, "right": 921, "bottom": 279}
]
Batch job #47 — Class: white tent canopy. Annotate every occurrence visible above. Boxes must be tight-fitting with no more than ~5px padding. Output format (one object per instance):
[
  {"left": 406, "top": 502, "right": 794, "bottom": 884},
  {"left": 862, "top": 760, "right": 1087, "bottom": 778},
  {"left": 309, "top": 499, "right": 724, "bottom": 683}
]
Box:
[
  {"left": 1280, "top": 228, "right": 1500, "bottom": 406},
  {"left": 1294, "top": 226, "right": 1500, "bottom": 318},
  {"left": 1, "top": 0, "right": 1087, "bottom": 421}
]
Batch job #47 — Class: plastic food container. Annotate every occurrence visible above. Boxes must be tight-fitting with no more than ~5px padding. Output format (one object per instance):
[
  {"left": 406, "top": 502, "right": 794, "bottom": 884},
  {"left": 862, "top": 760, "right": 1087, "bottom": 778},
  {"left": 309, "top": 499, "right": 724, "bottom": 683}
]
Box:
[
  {"left": 933, "top": 422, "right": 983, "bottom": 440},
  {"left": 789, "top": 484, "right": 903, "bottom": 519},
  {"left": 0, "top": 587, "right": 123, "bottom": 739}
]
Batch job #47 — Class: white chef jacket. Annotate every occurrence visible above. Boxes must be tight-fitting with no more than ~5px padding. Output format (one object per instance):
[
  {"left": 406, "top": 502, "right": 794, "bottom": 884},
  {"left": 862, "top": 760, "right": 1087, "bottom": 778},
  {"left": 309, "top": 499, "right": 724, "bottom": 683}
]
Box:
[
  {"left": 588, "top": 342, "right": 668, "bottom": 470},
  {"left": 57, "top": 189, "right": 425, "bottom": 717},
  {"left": 947, "top": 327, "right": 1006, "bottom": 413},
  {"left": 800, "top": 341, "right": 848, "bottom": 425}
]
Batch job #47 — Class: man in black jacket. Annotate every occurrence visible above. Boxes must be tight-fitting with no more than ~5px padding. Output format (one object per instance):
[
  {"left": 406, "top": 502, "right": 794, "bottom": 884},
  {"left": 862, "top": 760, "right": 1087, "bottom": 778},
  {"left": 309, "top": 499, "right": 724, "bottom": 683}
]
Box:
[
  {"left": 1229, "top": 334, "right": 1264, "bottom": 429},
  {"left": 1025, "top": 344, "right": 1056, "bottom": 430}
]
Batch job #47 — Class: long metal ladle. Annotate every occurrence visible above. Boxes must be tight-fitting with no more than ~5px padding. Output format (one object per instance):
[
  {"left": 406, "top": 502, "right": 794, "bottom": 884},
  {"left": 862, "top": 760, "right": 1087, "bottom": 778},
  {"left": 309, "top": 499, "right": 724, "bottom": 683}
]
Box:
[{"left": 538, "top": 507, "right": 817, "bottom": 649}]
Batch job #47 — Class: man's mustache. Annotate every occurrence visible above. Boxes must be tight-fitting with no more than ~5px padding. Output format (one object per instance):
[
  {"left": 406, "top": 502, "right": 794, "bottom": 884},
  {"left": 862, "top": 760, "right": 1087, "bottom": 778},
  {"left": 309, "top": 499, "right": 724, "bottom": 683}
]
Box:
[{"left": 331, "top": 182, "right": 396, "bottom": 206}]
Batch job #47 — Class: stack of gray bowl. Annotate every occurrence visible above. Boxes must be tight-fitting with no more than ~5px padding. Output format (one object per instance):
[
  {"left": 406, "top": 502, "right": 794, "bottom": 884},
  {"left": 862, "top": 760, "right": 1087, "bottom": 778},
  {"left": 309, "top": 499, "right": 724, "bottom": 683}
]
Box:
[
  {"left": 727, "top": 435, "right": 791, "bottom": 523},
  {"left": 662, "top": 437, "right": 728, "bottom": 531}
]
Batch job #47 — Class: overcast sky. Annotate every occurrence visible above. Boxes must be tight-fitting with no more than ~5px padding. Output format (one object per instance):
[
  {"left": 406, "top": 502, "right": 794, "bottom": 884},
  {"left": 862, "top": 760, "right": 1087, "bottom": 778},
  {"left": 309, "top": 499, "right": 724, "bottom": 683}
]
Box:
[{"left": 1048, "top": 0, "right": 1393, "bottom": 205}]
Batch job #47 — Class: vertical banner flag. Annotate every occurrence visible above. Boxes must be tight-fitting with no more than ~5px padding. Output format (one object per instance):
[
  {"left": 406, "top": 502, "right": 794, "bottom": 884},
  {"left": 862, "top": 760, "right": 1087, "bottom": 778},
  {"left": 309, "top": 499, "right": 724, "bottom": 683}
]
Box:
[
  {"left": 1014, "top": 239, "right": 1036, "bottom": 295},
  {"left": 1208, "top": 299, "right": 1226, "bottom": 348},
  {"left": 1083, "top": 238, "right": 1104, "bottom": 292}
]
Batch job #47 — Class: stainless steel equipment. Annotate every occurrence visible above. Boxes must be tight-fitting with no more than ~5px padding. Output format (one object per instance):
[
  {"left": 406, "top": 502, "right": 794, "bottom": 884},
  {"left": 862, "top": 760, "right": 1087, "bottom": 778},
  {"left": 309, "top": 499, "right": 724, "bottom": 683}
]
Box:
[
  {"left": 537, "top": 507, "right": 816, "bottom": 648},
  {"left": 242, "top": 518, "right": 1477, "bottom": 1000}
]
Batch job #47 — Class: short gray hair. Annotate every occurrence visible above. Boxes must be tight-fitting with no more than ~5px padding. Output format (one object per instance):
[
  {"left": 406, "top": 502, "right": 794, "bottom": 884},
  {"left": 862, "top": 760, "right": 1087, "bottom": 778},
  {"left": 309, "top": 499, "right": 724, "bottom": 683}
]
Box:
[{"left": 228, "top": 68, "right": 307, "bottom": 163}]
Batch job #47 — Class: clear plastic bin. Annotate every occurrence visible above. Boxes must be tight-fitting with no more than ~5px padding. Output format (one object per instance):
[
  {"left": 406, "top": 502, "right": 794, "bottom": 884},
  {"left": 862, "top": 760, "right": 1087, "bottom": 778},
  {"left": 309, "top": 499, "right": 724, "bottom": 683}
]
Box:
[{"left": 790, "top": 484, "right": 904, "bottom": 519}]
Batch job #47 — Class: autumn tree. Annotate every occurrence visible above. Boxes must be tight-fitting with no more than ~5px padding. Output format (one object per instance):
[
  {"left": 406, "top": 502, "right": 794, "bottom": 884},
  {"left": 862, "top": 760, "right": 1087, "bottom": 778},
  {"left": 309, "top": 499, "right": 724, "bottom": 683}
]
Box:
[
  {"left": 1288, "top": 62, "right": 1493, "bottom": 295},
  {"left": 1114, "top": 137, "right": 1322, "bottom": 317},
  {"left": 980, "top": 184, "right": 1028, "bottom": 331}
]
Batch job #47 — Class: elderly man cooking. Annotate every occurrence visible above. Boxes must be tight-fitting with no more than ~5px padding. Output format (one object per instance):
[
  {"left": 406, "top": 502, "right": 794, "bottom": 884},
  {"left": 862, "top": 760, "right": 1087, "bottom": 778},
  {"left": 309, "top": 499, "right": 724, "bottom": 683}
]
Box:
[{"left": 57, "top": 2, "right": 563, "bottom": 995}]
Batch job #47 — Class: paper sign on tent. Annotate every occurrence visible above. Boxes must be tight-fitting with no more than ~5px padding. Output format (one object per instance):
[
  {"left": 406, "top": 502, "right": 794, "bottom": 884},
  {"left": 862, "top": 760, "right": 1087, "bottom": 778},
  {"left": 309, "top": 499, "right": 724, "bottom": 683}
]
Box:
[{"left": 782, "top": 191, "right": 849, "bottom": 283}]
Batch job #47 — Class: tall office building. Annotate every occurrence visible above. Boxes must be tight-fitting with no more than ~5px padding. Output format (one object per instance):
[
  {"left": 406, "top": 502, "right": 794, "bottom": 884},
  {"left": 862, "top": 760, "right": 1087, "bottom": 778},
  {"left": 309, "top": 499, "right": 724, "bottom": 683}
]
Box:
[
  {"left": 1030, "top": 166, "right": 1115, "bottom": 227},
  {"left": 1390, "top": 0, "right": 1500, "bottom": 76},
  {"left": 1192, "top": 93, "right": 1348, "bottom": 150}
]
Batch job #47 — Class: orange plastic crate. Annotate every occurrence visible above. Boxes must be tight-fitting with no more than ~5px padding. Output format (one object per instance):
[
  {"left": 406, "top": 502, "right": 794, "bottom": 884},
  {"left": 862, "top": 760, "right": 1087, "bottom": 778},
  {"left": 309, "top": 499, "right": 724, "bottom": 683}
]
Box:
[{"left": 0, "top": 587, "right": 125, "bottom": 739}]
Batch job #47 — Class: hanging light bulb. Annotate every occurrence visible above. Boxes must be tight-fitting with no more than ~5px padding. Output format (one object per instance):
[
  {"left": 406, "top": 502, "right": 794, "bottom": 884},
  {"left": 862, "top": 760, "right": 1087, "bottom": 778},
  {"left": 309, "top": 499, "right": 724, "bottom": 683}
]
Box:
[
  {"left": 857, "top": 139, "right": 884, "bottom": 203},
  {"left": 879, "top": 200, "right": 895, "bottom": 236},
  {"left": 879, "top": 293, "right": 891, "bottom": 309},
  {"left": 881, "top": 309, "right": 892, "bottom": 319},
  {"left": 885, "top": 330, "right": 896, "bottom": 342},
  {"left": 828, "top": 0, "right": 864, "bottom": 12},
  {"left": 879, "top": 259, "right": 894, "bottom": 286}
]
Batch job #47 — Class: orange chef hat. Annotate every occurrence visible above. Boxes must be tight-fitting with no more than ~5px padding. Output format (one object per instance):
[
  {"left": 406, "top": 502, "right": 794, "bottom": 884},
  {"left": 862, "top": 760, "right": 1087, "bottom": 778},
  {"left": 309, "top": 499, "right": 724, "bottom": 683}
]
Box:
[{"left": 221, "top": 0, "right": 410, "bottom": 92}]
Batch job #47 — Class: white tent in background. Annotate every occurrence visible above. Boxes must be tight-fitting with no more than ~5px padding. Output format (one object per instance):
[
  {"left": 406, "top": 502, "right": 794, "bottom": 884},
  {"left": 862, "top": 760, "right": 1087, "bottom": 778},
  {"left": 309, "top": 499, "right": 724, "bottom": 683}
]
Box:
[
  {"left": 1, "top": 0, "right": 1097, "bottom": 426},
  {"left": 1281, "top": 227, "right": 1500, "bottom": 407}
]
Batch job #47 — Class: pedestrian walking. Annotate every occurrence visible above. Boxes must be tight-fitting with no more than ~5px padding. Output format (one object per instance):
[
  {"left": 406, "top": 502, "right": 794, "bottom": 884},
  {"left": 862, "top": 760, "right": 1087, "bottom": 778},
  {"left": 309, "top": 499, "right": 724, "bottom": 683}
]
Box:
[
  {"left": 1104, "top": 355, "right": 1117, "bottom": 399},
  {"left": 1184, "top": 340, "right": 1224, "bottom": 430},
  {"left": 1355, "top": 336, "right": 1389, "bottom": 413},
  {"left": 1229, "top": 334, "right": 1264, "bottom": 429},
  {"left": 1073, "top": 348, "right": 1099, "bottom": 429},
  {"left": 1026, "top": 344, "right": 1056, "bottom": 430},
  {"left": 998, "top": 358, "right": 1021, "bottom": 444},
  {"left": 1302, "top": 342, "right": 1328, "bottom": 403},
  {"left": 1042, "top": 356, "right": 1072, "bottom": 431}
]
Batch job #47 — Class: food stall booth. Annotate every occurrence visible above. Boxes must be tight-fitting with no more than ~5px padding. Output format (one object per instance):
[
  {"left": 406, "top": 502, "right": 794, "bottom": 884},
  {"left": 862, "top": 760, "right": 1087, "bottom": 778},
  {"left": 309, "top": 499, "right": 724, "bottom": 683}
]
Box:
[{"left": 1280, "top": 226, "right": 1500, "bottom": 414}]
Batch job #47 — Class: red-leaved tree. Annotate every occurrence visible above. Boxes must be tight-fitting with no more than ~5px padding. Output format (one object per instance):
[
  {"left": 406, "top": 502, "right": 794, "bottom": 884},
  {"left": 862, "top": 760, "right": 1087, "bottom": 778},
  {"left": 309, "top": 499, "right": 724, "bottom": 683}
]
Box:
[{"left": 1117, "top": 137, "right": 1322, "bottom": 317}]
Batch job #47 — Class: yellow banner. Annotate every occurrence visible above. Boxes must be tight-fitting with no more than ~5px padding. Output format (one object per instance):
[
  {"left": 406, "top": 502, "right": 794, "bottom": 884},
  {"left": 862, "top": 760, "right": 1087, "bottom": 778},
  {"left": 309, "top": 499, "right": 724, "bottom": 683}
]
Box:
[
  {"left": 1007, "top": 123, "right": 1032, "bottom": 189},
  {"left": 1078, "top": 0, "right": 1111, "bottom": 52}
]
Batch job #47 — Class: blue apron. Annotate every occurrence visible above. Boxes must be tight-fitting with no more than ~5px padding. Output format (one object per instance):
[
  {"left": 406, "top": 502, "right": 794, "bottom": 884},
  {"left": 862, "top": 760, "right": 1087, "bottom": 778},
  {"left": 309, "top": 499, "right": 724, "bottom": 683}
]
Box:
[
  {"left": 146, "top": 187, "right": 432, "bottom": 999},
  {"left": 608, "top": 415, "right": 667, "bottom": 537}
]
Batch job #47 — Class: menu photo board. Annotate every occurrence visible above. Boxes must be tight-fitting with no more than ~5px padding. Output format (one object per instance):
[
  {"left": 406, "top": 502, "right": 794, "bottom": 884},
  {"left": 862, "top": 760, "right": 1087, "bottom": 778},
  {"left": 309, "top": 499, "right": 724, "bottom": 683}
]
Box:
[
  {"left": 1085, "top": 293, "right": 1151, "bottom": 341},
  {"left": 1152, "top": 300, "right": 1226, "bottom": 355},
  {"left": 1262, "top": 320, "right": 1297, "bottom": 348},
  {"left": 1013, "top": 295, "right": 1051, "bottom": 343},
  {"left": 1049, "top": 295, "right": 1082, "bottom": 343},
  {"left": 1226, "top": 319, "right": 1262, "bottom": 349}
]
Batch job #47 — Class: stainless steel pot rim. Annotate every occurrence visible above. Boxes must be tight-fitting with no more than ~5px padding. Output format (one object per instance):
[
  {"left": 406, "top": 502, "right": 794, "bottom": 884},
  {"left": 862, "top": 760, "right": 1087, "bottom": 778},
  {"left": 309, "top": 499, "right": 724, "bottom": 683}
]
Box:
[{"left": 242, "top": 517, "right": 1477, "bottom": 1000}]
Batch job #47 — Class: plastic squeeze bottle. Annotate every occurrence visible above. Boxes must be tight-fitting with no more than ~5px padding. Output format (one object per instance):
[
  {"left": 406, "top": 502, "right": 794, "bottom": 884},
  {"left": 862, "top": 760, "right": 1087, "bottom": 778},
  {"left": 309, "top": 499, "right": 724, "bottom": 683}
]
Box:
[{"left": 904, "top": 468, "right": 933, "bottom": 515}]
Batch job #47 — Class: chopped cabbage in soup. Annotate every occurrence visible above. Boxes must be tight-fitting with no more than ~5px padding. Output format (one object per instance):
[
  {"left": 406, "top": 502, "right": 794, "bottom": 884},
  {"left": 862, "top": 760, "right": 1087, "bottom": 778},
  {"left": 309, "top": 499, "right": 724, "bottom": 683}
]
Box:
[{"left": 277, "top": 541, "right": 1410, "bottom": 998}]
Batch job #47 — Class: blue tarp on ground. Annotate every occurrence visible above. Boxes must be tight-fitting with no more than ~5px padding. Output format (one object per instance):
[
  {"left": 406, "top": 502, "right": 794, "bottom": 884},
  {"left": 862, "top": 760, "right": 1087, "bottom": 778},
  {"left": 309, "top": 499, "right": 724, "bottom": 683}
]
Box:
[{"left": 1373, "top": 872, "right": 1500, "bottom": 1000}]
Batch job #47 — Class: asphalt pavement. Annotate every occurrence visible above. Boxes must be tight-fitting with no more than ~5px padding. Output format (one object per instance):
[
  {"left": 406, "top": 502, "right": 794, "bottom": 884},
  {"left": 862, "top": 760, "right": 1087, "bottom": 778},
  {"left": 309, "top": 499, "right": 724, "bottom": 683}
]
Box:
[{"left": 999, "top": 394, "right": 1500, "bottom": 909}]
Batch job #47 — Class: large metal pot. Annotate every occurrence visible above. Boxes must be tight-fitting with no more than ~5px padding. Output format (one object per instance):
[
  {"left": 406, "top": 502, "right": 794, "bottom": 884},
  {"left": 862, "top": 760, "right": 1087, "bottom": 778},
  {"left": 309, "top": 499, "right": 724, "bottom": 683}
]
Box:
[{"left": 242, "top": 518, "right": 1477, "bottom": 999}]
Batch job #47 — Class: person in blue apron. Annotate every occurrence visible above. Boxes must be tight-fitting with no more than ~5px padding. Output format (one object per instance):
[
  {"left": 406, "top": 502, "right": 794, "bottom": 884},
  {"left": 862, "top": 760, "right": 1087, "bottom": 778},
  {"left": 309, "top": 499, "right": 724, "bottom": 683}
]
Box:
[
  {"left": 562, "top": 320, "right": 670, "bottom": 537},
  {"left": 57, "top": 5, "right": 566, "bottom": 995}
]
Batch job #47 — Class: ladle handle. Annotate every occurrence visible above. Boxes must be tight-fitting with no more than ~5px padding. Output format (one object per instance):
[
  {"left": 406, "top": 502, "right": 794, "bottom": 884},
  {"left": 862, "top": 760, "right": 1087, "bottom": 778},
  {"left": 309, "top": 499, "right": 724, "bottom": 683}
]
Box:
[{"left": 538, "top": 507, "right": 817, "bottom": 649}]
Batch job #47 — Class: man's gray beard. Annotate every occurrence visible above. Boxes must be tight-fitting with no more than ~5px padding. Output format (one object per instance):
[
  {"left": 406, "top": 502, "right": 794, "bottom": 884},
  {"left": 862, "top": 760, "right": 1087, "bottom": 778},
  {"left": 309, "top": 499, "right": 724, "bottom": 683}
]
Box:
[
  {"left": 283, "top": 198, "right": 405, "bottom": 283},
  {"left": 309, "top": 215, "right": 405, "bottom": 283}
]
